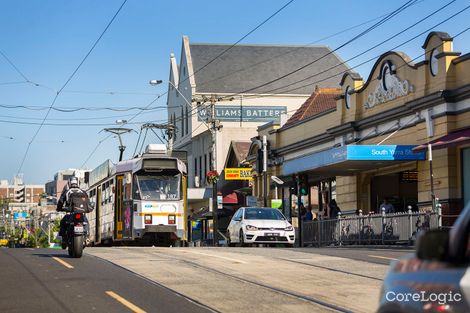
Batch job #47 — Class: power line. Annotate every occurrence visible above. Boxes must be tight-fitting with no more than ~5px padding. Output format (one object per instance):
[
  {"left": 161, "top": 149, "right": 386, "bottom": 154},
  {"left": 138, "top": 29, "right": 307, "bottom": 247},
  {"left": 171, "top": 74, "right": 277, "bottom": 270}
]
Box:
[
  {"left": 195, "top": 8, "right": 412, "bottom": 91},
  {"left": 0, "top": 49, "right": 30, "bottom": 82},
  {"left": 240, "top": 3, "right": 470, "bottom": 100},
  {"left": 17, "top": 0, "right": 128, "bottom": 174},
  {"left": 222, "top": 0, "right": 418, "bottom": 99},
  {"left": 241, "top": 0, "right": 458, "bottom": 96},
  {"left": 185, "top": 0, "right": 296, "bottom": 86},
  {"left": 0, "top": 103, "right": 171, "bottom": 112}
]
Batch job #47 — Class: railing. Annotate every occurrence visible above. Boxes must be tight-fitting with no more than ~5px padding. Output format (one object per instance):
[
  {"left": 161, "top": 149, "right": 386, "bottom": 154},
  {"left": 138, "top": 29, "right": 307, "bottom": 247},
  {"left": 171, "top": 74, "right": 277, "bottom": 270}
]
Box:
[{"left": 301, "top": 208, "right": 442, "bottom": 247}]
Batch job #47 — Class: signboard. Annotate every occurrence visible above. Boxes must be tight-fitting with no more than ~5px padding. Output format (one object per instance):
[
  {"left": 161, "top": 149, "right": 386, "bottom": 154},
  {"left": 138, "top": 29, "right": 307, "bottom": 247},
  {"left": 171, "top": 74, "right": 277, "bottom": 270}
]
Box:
[
  {"left": 400, "top": 170, "right": 418, "bottom": 182},
  {"left": 224, "top": 168, "right": 252, "bottom": 180},
  {"left": 13, "top": 212, "right": 28, "bottom": 220},
  {"left": 217, "top": 195, "right": 223, "bottom": 209},
  {"left": 197, "top": 106, "right": 287, "bottom": 123},
  {"left": 271, "top": 199, "right": 282, "bottom": 209},
  {"left": 346, "top": 145, "right": 426, "bottom": 161},
  {"left": 246, "top": 196, "right": 257, "bottom": 207},
  {"left": 283, "top": 145, "right": 426, "bottom": 176}
]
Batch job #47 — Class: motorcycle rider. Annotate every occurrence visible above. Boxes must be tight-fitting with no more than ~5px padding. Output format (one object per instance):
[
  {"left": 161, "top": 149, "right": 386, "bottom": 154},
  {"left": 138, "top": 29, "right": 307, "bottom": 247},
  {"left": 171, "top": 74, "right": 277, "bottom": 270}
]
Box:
[{"left": 57, "top": 177, "right": 92, "bottom": 248}]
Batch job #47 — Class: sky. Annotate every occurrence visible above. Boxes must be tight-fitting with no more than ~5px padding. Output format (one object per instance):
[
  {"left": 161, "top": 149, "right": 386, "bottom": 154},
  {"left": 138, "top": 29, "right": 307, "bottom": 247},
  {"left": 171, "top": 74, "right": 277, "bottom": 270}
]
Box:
[{"left": 1, "top": 0, "right": 470, "bottom": 184}]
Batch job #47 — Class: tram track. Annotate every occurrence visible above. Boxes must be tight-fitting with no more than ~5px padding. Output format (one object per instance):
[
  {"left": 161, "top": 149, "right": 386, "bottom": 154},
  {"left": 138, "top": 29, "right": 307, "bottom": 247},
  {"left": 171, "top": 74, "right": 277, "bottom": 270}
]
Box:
[{"left": 130, "top": 249, "right": 354, "bottom": 313}]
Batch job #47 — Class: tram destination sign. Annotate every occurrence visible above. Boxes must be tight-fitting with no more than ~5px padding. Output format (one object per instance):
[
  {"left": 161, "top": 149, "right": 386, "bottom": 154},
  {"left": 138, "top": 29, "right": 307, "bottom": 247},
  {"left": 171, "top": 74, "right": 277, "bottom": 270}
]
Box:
[{"left": 197, "top": 105, "right": 287, "bottom": 122}]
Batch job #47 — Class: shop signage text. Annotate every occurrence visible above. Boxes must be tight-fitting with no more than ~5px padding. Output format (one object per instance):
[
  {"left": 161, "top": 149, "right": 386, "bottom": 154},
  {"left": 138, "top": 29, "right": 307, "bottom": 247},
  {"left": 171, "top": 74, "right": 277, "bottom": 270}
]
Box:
[
  {"left": 365, "top": 75, "right": 414, "bottom": 109},
  {"left": 198, "top": 105, "right": 287, "bottom": 122},
  {"left": 283, "top": 145, "right": 426, "bottom": 176},
  {"left": 224, "top": 168, "right": 252, "bottom": 180}
]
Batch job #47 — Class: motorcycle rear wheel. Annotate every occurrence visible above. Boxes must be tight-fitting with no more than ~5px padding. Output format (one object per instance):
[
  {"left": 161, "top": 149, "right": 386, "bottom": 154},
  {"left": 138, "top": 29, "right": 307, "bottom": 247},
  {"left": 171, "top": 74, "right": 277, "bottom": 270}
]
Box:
[{"left": 70, "top": 236, "right": 84, "bottom": 258}]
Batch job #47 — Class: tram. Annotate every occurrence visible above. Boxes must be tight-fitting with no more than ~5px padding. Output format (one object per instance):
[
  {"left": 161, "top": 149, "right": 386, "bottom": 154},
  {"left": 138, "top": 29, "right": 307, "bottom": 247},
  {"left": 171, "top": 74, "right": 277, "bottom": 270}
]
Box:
[{"left": 86, "top": 144, "right": 187, "bottom": 246}]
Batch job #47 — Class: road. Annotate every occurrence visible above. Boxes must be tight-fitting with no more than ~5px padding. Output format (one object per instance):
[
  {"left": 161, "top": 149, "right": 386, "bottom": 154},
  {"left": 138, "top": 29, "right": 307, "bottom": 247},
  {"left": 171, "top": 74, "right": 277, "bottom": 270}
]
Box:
[
  {"left": 86, "top": 246, "right": 411, "bottom": 313},
  {"left": 0, "top": 247, "right": 212, "bottom": 313},
  {"left": 0, "top": 246, "right": 411, "bottom": 313}
]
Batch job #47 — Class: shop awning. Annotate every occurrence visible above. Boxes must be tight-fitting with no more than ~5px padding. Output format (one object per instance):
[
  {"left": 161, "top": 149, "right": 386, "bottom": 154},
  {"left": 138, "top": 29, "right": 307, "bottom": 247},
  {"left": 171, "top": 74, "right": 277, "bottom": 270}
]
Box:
[
  {"left": 412, "top": 128, "right": 470, "bottom": 152},
  {"left": 223, "top": 192, "right": 238, "bottom": 204},
  {"left": 282, "top": 145, "right": 426, "bottom": 176}
]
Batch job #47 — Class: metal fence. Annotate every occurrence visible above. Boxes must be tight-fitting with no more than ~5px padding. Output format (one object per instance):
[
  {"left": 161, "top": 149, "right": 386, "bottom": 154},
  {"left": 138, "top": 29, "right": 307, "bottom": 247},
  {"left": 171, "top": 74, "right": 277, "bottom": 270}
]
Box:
[{"left": 301, "top": 209, "right": 442, "bottom": 247}]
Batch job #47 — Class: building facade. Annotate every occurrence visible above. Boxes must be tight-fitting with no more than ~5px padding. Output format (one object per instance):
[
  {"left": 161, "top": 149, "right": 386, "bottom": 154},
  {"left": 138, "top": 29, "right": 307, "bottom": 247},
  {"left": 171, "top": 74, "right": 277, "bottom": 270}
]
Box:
[
  {"left": 165, "top": 36, "right": 353, "bottom": 233},
  {"left": 250, "top": 31, "right": 470, "bottom": 227}
]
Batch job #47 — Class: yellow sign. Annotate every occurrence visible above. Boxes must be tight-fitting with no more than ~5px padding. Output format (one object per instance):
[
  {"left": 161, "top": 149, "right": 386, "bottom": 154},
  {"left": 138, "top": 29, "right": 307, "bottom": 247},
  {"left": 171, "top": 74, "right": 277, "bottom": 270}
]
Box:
[{"left": 224, "top": 168, "right": 252, "bottom": 180}]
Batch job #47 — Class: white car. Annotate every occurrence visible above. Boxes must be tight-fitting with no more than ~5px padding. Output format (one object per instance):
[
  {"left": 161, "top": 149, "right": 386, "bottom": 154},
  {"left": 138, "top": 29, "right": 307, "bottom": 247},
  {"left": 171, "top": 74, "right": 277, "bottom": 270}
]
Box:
[{"left": 226, "top": 207, "right": 295, "bottom": 247}]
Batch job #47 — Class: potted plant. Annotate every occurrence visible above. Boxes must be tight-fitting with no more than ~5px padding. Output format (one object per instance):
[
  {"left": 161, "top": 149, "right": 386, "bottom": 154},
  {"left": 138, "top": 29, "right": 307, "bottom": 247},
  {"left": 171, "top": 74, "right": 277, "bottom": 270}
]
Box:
[{"left": 206, "top": 170, "right": 220, "bottom": 184}]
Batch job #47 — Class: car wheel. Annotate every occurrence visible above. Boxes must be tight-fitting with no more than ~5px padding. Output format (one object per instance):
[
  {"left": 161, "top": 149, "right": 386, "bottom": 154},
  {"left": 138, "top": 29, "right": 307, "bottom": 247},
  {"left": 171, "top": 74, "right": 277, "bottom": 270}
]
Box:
[{"left": 239, "top": 230, "right": 245, "bottom": 247}]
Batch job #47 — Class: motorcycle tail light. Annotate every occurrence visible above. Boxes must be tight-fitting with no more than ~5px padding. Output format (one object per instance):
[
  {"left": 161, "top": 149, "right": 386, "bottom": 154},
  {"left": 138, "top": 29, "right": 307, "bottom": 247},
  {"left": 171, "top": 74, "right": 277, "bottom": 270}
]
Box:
[
  {"left": 74, "top": 213, "right": 82, "bottom": 220},
  {"left": 168, "top": 215, "right": 176, "bottom": 225},
  {"left": 144, "top": 214, "right": 152, "bottom": 224}
]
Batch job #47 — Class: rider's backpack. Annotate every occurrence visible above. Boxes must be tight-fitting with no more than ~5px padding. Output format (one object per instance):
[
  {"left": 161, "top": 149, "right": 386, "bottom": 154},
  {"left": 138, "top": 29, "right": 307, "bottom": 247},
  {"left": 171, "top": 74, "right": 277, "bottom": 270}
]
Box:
[{"left": 66, "top": 188, "right": 91, "bottom": 213}]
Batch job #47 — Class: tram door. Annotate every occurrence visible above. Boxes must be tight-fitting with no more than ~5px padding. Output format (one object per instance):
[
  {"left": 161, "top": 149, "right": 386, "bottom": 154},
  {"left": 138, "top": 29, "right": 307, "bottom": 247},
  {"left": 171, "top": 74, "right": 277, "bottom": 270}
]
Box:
[
  {"left": 96, "top": 186, "right": 101, "bottom": 243},
  {"left": 115, "top": 175, "right": 124, "bottom": 240}
]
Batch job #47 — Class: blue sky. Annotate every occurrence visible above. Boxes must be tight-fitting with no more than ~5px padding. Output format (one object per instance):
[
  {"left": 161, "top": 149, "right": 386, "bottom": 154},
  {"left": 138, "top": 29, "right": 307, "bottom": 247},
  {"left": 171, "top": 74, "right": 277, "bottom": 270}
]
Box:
[{"left": 1, "top": 0, "right": 469, "bottom": 184}]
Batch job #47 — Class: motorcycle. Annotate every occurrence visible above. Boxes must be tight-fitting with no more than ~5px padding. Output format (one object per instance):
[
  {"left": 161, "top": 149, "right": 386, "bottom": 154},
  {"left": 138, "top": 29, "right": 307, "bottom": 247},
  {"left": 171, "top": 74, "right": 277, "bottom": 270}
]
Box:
[{"left": 63, "top": 210, "right": 87, "bottom": 258}]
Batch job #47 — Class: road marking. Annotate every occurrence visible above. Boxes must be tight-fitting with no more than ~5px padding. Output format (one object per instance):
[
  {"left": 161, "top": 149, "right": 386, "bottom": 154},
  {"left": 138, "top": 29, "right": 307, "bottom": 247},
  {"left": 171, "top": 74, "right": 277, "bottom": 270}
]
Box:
[
  {"left": 176, "top": 249, "right": 247, "bottom": 264},
  {"left": 106, "top": 291, "right": 147, "bottom": 313},
  {"left": 52, "top": 257, "right": 74, "bottom": 269},
  {"left": 26, "top": 248, "right": 35, "bottom": 250},
  {"left": 367, "top": 255, "right": 398, "bottom": 261}
]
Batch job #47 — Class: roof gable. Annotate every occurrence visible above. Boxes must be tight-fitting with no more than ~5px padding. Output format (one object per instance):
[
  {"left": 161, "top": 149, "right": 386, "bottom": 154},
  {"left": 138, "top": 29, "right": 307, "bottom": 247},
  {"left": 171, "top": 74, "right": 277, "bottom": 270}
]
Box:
[
  {"left": 187, "top": 42, "right": 352, "bottom": 95},
  {"left": 284, "top": 87, "right": 341, "bottom": 126}
]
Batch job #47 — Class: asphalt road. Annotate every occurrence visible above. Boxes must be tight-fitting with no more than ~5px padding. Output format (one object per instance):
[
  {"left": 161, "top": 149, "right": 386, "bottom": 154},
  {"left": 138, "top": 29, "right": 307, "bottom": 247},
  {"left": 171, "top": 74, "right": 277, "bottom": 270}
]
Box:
[{"left": 0, "top": 247, "right": 213, "bottom": 313}]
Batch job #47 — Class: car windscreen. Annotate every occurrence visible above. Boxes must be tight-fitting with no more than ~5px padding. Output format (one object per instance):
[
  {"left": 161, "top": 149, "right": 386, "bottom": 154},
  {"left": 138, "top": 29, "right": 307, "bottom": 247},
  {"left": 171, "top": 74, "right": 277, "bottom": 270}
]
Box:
[
  {"left": 244, "top": 208, "right": 285, "bottom": 220},
  {"left": 135, "top": 174, "right": 180, "bottom": 200}
]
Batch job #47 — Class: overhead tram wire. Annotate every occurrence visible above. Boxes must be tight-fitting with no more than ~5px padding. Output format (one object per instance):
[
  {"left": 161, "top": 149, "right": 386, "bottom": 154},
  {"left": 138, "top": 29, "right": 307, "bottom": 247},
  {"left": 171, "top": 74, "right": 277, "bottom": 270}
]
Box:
[
  {"left": 238, "top": 2, "right": 470, "bottom": 101},
  {"left": 179, "top": 0, "right": 296, "bottom": 88},
  {"left": 220, "top": 0, "right": 418, "bottom": 100},
  {"left": 245, "top": 0, "right": 458, "bottom": 96},
  {"left": 16, "top": 0, "right": 129, "bottom": 175},
  {"left": 195, "top": 7, "right": 414, "bottom": 91}
]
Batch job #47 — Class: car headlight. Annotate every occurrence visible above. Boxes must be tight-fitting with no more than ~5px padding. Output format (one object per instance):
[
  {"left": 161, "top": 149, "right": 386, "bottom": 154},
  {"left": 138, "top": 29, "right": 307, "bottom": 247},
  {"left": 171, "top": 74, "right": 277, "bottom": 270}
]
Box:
[
  {"left": 246, "top": 225, "right": 258, "bottom": 231},
  {"left": 285, "top": 226, "right": 293, "bottom": 231}
]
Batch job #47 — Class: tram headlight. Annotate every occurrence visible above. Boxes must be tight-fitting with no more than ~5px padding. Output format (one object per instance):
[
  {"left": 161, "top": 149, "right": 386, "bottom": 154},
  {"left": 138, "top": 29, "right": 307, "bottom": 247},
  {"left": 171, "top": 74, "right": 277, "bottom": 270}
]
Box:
[
  {"left": 144, "top": 214, "right": 152, "bottom": 224},
  {"left": 168, "top": 215, "right": 176, "bottom": 225}
]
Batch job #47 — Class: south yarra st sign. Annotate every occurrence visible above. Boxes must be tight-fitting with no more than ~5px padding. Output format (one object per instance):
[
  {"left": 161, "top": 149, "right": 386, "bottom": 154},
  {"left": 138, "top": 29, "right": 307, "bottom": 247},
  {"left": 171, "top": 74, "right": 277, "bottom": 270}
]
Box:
[{"left": 197, "top": 105, "right": 287, "bottom": 122}]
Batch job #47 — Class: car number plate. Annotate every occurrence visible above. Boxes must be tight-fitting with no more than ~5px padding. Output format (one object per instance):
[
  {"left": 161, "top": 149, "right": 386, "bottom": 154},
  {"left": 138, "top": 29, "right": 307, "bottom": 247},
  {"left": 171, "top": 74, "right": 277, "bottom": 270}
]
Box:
[
  {"left": 265, "top": 233, "right": 279, "bottom": 236},
  {"left": 74, "top": 226, "right": 84, "bottom": 233}
]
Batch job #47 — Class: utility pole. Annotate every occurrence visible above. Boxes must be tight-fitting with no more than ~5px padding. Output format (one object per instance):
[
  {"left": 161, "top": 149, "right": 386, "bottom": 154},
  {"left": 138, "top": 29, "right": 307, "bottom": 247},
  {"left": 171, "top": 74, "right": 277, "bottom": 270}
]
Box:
[
  {"left": 207, "top": 95, "right": 222, "bottom": 246},
  {"left": 262, "top": 135, "right": 268, "bottom": 207}
]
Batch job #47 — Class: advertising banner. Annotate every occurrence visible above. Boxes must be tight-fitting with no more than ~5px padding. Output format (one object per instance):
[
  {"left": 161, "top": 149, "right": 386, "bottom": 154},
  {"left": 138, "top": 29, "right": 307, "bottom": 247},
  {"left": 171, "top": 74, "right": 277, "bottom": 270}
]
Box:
[{"left": 224, "top": 168, "right": 252, "bottom": 180}]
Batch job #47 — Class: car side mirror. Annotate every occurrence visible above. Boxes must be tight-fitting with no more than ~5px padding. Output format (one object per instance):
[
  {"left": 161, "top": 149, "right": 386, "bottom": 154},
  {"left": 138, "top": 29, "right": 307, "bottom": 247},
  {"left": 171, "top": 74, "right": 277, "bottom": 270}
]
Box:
[
  {"left": 416, "top": 229, "right": 449, "bottom": 262},
  {"left": 234, "top": 217, "right": 242, "bottom": 222}
]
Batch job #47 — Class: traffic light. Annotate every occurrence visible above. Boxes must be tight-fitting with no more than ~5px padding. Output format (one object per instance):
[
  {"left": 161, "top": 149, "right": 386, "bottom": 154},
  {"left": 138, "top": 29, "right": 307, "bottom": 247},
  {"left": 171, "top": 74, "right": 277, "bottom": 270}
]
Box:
[{"left": 299, "top": 175, "right": 308, "bottom": 196}]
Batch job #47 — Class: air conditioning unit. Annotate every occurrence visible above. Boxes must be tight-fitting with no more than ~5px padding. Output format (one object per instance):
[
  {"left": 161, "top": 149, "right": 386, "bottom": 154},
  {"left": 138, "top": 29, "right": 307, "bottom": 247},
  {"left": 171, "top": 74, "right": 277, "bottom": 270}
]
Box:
[{"left": 194, "top": 176, "right": 200, "bottom": 188}]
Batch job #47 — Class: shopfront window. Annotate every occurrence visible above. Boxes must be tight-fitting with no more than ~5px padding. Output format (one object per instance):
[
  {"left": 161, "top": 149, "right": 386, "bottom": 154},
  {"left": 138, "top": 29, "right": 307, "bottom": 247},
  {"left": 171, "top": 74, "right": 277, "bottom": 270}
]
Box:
[{"left": 463, "top": 148, "right": 470, "bottom": 206}]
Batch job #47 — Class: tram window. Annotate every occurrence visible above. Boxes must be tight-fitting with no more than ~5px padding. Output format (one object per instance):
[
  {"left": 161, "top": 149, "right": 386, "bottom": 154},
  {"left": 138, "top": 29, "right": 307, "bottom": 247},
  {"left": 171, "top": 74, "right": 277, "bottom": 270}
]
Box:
[{"left": 135, "top": 174, "right": 181, "bottom": 200}]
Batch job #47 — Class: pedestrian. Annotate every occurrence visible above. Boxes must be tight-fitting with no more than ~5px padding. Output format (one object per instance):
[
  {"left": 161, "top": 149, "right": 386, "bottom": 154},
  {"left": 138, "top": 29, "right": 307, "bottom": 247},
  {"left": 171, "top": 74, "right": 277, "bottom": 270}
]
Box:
[
  {"left": 304, "top": 205, "right": 313, "bottom": 221},
  {"left": 380, "top": 198, "right": 395, "bottom": 214},
  {"left": 328, "top": 199, "right": 341, "bottom": 219},
  {"left": 327, "top": 199, "right": 341, "bottom": 245}
]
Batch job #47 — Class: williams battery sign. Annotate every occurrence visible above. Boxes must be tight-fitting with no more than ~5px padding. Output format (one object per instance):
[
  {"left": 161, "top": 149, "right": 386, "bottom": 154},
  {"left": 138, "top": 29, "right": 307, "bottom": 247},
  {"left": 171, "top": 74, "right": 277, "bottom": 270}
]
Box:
[{"left": 197, "top": 105, "right": 287, "bottom": 122}]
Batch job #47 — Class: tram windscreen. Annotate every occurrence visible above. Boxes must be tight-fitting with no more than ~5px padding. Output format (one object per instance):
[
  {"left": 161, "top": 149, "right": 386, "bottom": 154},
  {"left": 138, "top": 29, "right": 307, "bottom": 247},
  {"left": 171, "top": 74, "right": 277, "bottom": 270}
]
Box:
[{"left": 135, "top": 174, "right": 181, "bottom": 200}]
